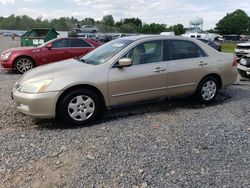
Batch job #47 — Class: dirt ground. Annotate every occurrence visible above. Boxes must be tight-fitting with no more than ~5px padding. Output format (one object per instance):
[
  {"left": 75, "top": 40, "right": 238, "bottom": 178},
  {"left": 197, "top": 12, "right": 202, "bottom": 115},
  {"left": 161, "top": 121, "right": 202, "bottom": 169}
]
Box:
[{"left": 0, "top": 35, "right": 20, "bottom": 53}]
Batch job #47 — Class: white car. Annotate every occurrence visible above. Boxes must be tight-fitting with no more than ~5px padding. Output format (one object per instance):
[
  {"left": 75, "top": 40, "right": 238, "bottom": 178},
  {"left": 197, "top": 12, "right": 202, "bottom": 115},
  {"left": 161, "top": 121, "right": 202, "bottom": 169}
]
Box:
[
  {"left": 235, "top": 42, "right": 250, "bottom": 78},
  {"left": 77, "top": 25, "right": 98, "bottom": 33},
  {"left": 235, "top": 42, "right": 250, "bottom": 60}
]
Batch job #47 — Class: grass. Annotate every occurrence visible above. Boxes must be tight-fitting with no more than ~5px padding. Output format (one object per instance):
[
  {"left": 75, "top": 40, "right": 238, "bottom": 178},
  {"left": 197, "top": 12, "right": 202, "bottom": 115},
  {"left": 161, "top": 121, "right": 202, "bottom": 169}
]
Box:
[{"left": 221, "top": 42, "right": 237, "bottom": 53}]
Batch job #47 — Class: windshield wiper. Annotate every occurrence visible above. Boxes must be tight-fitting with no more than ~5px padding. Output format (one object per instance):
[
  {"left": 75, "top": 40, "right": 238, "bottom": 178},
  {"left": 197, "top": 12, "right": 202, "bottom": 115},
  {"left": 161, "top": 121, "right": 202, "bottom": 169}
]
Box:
[
  {"left": 74, "top": 57, "right": 91, "bottom": 64},
  {"left": 74, "top": 56, "right": 81, "bottom": 61}
]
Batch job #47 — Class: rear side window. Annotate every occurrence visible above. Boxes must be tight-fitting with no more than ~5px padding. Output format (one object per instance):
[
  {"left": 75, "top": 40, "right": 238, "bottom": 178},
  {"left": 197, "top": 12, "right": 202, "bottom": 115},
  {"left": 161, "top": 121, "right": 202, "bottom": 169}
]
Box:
[
  {"left": 52, "top": 39, "right": 71, "bottom": 48},
  {"left": 71, "top": 39, "right": 92, "bottom": 48},
  {"left": 167, "top": 40, "right": 207, "bottom": 60}
]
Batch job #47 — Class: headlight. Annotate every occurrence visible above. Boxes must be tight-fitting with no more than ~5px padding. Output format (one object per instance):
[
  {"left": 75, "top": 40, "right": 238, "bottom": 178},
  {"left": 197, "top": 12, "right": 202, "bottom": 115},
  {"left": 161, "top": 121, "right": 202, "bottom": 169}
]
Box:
[
  {"left": 240, "top": 58, "right": 248, "bottom": 66},
  {"left": 19, "top": 79, "right": 53, "bottom": 93},
  {"left": 1, "top": 52, "right": 12, "bottom": 60}
]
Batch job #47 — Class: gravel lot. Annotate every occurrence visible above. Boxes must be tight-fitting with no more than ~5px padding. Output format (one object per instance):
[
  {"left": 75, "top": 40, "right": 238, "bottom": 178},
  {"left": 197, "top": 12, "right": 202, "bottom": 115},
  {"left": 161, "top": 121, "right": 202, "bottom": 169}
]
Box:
[{"left": 0, "top": 36, "right": 249, "bottom": 188}]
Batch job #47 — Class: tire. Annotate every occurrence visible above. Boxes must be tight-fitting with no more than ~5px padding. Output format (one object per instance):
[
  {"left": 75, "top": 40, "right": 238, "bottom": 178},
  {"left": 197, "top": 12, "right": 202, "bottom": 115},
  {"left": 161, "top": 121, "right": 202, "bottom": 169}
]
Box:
[
  {"left": 92, "top": 30, "right": 97, "bottom": 33},
  {"left": 238, "top": 69, "right": 250, "bottom": 79},
  {"left": 196, "top": 76, "right": 219, "bottom": 103},
  {"left": 57, "top": 89, "right": 102, "bottom": 126},
  {"left": 14, "top": 56, "right": 34, "bottom": 74}
]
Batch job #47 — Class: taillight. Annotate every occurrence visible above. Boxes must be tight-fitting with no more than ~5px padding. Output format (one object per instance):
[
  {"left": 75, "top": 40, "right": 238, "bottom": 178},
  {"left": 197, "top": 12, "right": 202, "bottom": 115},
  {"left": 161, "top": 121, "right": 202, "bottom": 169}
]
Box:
[{"left": 232, "top": 56, "right": 237, "bottom": 67}]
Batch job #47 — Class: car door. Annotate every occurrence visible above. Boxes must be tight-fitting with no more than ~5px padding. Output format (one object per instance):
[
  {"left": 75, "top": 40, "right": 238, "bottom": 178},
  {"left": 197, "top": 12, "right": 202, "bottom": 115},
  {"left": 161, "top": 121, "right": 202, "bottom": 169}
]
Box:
[
  {"left": 41, "top": 38, "right": 71, "bottom": 64},
  {"left": 70, "top": 38, "right": 94, "bottom": 57},
  {"left": 165, "top": 39, "right": 209, "bottom": 96},
  {"left": 108, "top": 40, "right": 168, "bottom": 105}
]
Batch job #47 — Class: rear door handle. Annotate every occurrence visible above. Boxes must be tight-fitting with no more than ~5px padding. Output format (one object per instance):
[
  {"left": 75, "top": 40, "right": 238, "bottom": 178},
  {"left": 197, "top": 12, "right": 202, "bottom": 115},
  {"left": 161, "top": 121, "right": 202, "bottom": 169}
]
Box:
[
  {"left": 153, "top": 67, "right": 166, "bottom": 72},
  {"left": 199, "top": 61, "right": 208, "bottom": 66}
]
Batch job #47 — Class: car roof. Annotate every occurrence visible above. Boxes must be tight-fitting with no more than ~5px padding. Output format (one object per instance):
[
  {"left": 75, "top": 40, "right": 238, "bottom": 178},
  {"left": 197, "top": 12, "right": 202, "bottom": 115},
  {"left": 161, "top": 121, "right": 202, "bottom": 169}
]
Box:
[{"left": 120, "top": 35, "right": 198, "bottom": 42}]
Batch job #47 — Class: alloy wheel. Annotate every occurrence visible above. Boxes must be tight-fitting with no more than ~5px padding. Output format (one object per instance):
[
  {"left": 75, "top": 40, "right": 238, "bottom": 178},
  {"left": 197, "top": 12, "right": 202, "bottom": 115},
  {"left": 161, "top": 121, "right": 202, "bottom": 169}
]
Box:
[{"left": 16, "top": 58, "right": 33, "bottom": 73}]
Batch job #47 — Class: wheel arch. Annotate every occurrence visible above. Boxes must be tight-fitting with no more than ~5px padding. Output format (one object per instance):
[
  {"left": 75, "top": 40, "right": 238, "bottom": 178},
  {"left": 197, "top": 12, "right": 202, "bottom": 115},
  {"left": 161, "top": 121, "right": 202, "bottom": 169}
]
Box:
[
  {"left": 198, "top": 73, "right": 222, "bottom": 90},
  {"left": 13, "top": 55, "right": 36, "bottom": 69},
  {"left": 56, "top": 84, "right": 106, "bottom": 115}
]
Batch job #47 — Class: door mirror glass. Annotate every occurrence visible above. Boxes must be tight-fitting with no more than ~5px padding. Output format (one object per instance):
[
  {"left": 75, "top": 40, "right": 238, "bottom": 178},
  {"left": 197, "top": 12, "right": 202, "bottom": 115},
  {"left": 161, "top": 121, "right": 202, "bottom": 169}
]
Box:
[{"left": 118, "top": 58, "right": 132, "bottom": 68}]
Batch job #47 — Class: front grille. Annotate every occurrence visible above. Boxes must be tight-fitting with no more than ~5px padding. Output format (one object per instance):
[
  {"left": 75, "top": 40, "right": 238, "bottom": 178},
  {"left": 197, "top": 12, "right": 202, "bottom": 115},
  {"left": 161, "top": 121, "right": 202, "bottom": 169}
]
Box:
[
  {"left": 235, "top": 52, "right": 248, "bottom": 58},
  {"left": 237, "top": 46, "right": 250, "bottom": 50}
]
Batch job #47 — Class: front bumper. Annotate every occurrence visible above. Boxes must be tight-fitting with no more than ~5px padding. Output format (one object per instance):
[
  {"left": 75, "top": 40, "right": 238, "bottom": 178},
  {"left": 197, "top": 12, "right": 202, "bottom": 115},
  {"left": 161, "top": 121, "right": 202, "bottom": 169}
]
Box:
[
  {"left": 0, "top": 59, "right": 12, "bottom": 70},
  {"left": 237, "top": 64, "right": 250, "bottom": 73},
  {"left": 13, "top": 89, "right": 63, "bottom": 119}
]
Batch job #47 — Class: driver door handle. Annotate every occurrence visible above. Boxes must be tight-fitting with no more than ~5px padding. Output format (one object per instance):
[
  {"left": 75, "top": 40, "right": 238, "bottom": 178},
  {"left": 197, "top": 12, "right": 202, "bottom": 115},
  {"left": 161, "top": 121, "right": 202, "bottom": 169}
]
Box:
[
  {"left": 153, "top": 67, "right": 166, "bottom": 72},
  {"left": 199, "top": 61, "right": 208, "bottom": 66}
]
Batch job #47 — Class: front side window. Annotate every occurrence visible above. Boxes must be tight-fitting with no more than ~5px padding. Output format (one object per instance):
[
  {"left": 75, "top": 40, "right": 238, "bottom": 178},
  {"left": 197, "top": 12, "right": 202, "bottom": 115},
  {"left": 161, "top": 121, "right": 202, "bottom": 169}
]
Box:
[
  {"left": 71, "top": 39, "right": 92, "bottom": 48},
  {"left": 123, "top": 40, "right": 163, "bottom": 65},
  {"left": 52, "top": 39, "right": 71, "bottom": 48},
  {"left": 167, "top": 40, "right": 207, "bottom": 60}
]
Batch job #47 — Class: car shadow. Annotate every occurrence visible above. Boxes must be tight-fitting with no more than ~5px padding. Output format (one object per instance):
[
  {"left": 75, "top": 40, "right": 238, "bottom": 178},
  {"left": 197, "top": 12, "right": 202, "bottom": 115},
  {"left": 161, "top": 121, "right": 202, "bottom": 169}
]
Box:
[
  {"left": 34, "top": 85, "right": 250, "bottom": 130},
  {"left": 0, "top": 69, "right": 15, "bottom": 74}
]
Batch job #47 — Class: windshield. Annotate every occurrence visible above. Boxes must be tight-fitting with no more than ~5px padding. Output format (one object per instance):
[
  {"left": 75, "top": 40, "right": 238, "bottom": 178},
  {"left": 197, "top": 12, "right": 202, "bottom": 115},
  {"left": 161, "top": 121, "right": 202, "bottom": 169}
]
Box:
[{"left": 80, "top": 39, "right": 133, "bottom": 65}]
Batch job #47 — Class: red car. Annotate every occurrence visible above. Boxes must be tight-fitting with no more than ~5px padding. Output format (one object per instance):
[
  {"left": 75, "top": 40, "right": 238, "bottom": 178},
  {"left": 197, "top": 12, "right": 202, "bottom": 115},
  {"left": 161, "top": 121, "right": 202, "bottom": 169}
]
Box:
[{"left": 0, "top": 37, "right": 100, "bottom": 73}]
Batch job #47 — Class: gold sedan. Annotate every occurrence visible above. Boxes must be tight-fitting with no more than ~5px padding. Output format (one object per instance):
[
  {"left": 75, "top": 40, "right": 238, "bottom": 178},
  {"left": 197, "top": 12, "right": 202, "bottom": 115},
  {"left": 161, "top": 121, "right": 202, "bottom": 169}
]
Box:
[{"left": 12, "top": 35, "right": 238, "bottom": 125}]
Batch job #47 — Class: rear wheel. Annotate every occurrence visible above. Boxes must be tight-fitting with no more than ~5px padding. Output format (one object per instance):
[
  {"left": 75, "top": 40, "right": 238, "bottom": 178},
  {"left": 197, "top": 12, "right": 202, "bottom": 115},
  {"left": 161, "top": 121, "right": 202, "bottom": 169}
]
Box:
[
  {"left": 14, "top": 57, "right": 34, "bottom": 74},
  {"left": 196, "top": 76, "right": 219, "bottom": 103},
  {"left": 57, "top": 89, "right": 102, "bottom": 125}
]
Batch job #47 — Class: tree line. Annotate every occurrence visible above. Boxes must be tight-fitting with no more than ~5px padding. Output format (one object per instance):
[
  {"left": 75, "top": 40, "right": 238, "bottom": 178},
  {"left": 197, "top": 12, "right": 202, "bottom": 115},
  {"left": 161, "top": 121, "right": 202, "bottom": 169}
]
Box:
[
  {"left": 0, "top": 14, "right": 185, "bottom": 35},
  {"left": 0, "top": 9, "right": 249, "bottom": 35}
]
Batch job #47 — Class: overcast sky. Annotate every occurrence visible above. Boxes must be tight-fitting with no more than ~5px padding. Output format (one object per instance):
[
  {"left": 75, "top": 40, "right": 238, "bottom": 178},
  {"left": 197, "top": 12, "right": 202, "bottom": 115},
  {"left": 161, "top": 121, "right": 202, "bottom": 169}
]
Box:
[{"left": 0, "top": 0, "right": 249, "bottom": 29}]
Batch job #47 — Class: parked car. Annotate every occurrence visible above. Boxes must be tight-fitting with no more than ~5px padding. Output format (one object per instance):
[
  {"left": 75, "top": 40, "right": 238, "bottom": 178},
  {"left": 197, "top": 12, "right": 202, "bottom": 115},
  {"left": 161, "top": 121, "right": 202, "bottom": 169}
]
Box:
[
  {"left": 75, "top": 25, "right": 98, "bottom": 33},
  {"left": 234, "top": 42, "right": 250, "bottom": 78},
  {"left": 237, "top": 55, "right": 250, "bottom": 78},
  {"left": 12, "top": 35, "right": 237, "bottom": 125},
  {"left": 198, "top": 39, "right": 221, "bottom": 51},
  {"left": 235, "top": 42, "right": 250, "bottom": 60},
  {"left": 2, "top": 32, "right": 13, "bottom": 36},
  {"left": 0, "top": 37, "right": 100, "bottom": 73}
]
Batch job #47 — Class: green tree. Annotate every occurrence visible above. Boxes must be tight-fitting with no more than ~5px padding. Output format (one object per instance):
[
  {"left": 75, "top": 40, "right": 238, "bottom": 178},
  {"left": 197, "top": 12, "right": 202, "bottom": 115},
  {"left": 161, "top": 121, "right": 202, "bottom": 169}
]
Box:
[
  {"left": 139, "top": 23, "right": 167, "bottom": 34},
  {"left": 80, "top": 18, "right": 95, "bottom": 25},
  {"left": 101, "top": 15, "right": 115, "bottom": 26},
  {"left": 123, "top": 18, "right": 142, "bottom": 27},
  {"left": 120, "top": 23, "right": 136, "bottom": 33},
  {"left": 115, "top": 19, "right": 123, "bottom": 27},
  {"left": 167, "top": 24, "right": 185, "bottom": 35},
  {"left": 215, "top": 9, "right": 250, "bottom": 35}
]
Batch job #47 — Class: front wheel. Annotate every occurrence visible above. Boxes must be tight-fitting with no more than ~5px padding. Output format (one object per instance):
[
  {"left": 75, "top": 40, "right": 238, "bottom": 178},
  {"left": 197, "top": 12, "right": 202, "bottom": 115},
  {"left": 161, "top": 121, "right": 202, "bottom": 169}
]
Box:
[
  {"left": 57, "top": 89, "right": 102, "bottom": 125},
  {"left": 196, "top": 76, "right": 219, "bottom": 103},
  {"left": 14, "top": 57, "right": 34, "bottom": 74}
]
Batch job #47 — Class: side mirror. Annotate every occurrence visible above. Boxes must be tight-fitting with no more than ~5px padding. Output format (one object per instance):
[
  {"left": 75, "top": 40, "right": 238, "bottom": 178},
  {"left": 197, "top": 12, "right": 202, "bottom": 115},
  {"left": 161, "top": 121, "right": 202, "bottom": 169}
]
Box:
[
  {"left": 46, "top": 43, "right": 52, "bottom": 50},
  {"left": 118, "top": 58, "right": 132, "bottom": 68}
]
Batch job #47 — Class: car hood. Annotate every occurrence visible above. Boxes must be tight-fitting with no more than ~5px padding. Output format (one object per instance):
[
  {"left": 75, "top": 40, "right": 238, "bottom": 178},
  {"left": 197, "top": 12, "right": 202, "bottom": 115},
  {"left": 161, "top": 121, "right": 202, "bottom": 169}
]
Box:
[
  {"left": 5, "top": 46, "right": 36, "bottom": 53},
  {"left": 237, "top": 42, "right": 250, "bottom": 47},
  {"left": 18, "top": 58, "right": 93, "bottom": 85}
]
